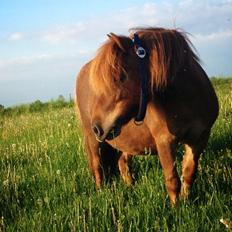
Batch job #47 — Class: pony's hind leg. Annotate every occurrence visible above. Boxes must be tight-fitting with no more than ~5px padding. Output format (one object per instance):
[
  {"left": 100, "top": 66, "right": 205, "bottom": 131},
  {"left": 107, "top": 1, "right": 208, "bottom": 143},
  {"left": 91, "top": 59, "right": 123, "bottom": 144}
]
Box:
[
  {"left": 181, "top": 131, "right": 210, "bottom": 200},
  {"left": 118, "top": 153, "right": 133, "bottom": 185}
]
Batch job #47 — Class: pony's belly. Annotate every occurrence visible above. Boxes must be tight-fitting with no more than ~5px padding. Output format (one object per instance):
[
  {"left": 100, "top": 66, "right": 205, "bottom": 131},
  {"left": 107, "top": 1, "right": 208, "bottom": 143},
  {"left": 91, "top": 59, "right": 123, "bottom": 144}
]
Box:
[{"left": 107, "top": 120, "right": 157, "bottom": 155}]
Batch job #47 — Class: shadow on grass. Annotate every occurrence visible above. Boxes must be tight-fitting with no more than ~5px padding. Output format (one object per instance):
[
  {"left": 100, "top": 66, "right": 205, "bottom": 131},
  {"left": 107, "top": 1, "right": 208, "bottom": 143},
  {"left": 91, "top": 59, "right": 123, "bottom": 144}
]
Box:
[
  {"left": 207, "top": 131, "right": 232, "bottom": 155},
  {"left": 0, "top": 179, "right": 41, "bottom": 224},
  {"left": 186, "top": 133, "right": 232, "bottom": 205}
]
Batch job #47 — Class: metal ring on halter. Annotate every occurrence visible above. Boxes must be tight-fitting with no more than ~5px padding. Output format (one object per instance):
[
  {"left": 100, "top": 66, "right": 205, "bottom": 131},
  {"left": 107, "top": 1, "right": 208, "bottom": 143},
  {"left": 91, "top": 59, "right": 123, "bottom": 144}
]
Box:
[
  {"left": 133, "top": 119, "right": 144, "bottom": 126},
  {"left": 136, "top": 47, "right": 146, "bottom": 59}
]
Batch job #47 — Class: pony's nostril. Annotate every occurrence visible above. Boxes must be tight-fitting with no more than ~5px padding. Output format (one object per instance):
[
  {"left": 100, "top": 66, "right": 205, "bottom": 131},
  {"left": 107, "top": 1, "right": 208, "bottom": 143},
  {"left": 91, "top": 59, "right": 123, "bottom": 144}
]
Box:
[{"left": 92, "top": 124, "right": 104, "bottom": 138}]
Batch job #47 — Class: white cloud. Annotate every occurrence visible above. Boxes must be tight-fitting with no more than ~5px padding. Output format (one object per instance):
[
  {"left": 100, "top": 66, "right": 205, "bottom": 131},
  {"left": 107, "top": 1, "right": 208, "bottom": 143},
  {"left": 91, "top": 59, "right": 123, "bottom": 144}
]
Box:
[
  {"left": 41, "top": 22, "right": 86, "bottom": 44},
  {"left": 194, "top": 30, "right": 232, "bottom": 43},
  {"left": 8, "top": 32, "right": 24, "bottom": 41},
  {"left": 0, "top": 54, "right": 53, "bottom": 69},
  {"left": 0, "top": 51, "right": 92, "bottom": 82},
  {"left": 40, "top": 4, "right": 161, "bottom": 45},
  {"left": 39, "top": 1, "right": 232, "bottom": 47}
]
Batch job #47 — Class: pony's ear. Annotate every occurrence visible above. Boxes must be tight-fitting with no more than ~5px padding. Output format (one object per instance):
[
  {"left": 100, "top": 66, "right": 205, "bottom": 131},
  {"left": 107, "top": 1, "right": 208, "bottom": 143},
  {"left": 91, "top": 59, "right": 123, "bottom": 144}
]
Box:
[{"left": 107, "top": 33, "right": 130, "bottom": 52}]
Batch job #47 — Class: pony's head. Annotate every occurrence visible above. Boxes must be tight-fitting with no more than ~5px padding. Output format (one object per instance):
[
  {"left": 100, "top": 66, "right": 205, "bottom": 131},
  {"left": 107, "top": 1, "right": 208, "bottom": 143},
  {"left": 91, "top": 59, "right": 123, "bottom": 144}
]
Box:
[
  {"left": 89, "top": 28, "right": 199, "bottom": 142},
  {"left": 89, "top": 33, "right": 142, "bottom": 142}
]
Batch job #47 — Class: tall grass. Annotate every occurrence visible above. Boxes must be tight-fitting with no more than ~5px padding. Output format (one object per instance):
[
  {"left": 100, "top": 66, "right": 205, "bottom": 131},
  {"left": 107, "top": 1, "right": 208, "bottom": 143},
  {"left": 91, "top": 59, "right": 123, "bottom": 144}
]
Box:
[{"left": 0, "top": 78, "right": 231, "bottom": 231}]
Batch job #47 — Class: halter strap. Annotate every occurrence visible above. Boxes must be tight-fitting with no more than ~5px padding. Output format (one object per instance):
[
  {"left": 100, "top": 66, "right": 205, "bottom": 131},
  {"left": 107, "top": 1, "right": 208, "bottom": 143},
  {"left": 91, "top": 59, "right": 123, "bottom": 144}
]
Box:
[{"left": 132, "top": 33, "right": 148, "bottom": 125}]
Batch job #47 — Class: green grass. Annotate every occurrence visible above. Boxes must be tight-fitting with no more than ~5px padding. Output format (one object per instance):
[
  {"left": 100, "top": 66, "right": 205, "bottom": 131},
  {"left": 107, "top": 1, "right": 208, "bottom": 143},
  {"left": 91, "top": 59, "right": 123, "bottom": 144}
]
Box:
[{"left": 0, "top": 78, "right": 231, "bottom": 231}]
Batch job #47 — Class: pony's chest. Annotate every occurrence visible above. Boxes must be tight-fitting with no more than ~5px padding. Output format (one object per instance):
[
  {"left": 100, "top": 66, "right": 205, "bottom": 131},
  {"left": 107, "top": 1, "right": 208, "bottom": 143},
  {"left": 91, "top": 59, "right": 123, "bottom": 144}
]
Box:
[{"left": 107, "top": 120, "right": 157, "bottom": 155}]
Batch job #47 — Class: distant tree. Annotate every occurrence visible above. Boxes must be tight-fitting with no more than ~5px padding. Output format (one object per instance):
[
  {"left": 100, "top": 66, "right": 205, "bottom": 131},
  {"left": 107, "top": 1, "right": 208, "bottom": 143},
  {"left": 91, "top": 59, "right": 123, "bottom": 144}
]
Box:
[
  {"left": 58, "top": 95, "right": 65, "bottom": 102},
  {"left": 29, "top": 100, "right": 44, "bottom": 112},
  {"left": 0, "top": 104, "right": 4, "bottom": 111},
  {"left": 0, "top": 104, "right": 4, "bottom": 116},
  {"left": 51, "top": 95, "right": 66, "bottom": 109}
]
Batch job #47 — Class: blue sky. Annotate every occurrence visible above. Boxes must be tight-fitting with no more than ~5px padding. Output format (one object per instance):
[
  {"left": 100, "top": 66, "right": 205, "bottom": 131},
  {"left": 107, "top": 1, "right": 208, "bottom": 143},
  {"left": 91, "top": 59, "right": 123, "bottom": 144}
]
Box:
[{"left": 0, "top": 0, "right": 232, "bottom": 106}]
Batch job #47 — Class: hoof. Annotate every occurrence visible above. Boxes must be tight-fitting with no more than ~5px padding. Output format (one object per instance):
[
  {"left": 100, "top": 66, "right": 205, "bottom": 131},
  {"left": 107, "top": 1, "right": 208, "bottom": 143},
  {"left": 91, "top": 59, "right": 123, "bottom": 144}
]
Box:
[
  {"left": 170, "top": 197, "right": 179, "bottom": 207},
  {"left": 180, "top": 183, "right": 190, "bottom": 201},
  {"left": 122, "top": 173, "right": 134, "bottom": 186}
]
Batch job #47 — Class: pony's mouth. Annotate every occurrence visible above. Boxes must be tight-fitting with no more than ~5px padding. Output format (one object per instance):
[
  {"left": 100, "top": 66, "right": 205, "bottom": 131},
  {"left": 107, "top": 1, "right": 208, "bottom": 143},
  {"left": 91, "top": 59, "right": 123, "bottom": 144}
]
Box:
[{"left": 105, "top": 125, "right": 121, "bottom": 141}]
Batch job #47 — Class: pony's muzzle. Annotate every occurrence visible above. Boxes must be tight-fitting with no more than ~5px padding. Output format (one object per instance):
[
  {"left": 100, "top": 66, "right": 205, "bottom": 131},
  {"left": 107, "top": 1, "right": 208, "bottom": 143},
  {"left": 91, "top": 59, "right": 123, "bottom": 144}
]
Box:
[{"left": 92, "top": 123, "right": 121, "bottom": 142}]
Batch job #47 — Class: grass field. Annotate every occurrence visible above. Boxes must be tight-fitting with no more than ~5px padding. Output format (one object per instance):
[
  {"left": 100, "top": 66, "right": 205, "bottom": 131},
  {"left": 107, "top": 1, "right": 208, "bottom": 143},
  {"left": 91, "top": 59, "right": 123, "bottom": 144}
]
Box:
[{"left": 0, "top": 78, "right": 231, "bottom": 231}]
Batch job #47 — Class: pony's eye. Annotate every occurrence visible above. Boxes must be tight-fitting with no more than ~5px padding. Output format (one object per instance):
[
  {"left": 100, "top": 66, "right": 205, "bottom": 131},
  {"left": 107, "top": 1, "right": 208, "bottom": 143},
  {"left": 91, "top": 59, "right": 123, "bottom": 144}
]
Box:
[{"left": 120, "top": 74, "right": 126, "bottom": 83}]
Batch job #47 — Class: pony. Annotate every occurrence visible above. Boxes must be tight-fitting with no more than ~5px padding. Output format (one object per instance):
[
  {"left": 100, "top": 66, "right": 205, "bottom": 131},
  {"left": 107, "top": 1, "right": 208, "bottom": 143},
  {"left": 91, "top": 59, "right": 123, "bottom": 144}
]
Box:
[{"left": 75, "top": 27, "right": 219, "bottom": 205}]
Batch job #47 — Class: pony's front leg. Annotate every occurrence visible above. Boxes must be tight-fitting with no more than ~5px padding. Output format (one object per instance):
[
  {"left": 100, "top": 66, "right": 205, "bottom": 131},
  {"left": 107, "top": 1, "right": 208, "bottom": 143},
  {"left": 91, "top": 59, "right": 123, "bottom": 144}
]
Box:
[
  {"left": 118, "top": 153, "right": 133, "bottom": 185},
  {"left": 156, "top": 138, "right": 181, "bottom": 205},
  {"left": 85, "top": 135, "right": 103, "bottom": 189}
]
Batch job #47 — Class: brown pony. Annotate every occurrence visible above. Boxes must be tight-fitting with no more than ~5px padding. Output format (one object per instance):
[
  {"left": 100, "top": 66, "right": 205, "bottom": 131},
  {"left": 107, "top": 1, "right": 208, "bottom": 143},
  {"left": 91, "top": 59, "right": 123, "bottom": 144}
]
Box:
[{"left": 75, "top": 27, "right": 219, "bottom": 205}]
